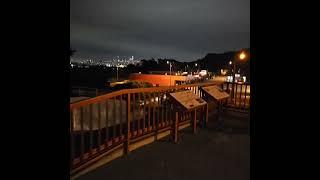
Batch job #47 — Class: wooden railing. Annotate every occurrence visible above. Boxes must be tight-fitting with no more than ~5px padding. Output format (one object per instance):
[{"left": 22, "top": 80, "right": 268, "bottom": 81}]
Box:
[
  {"left": 70, "top": 87, "right": 100, "bottom": 97},
  {"left": 70, "top": 81, "right": 250, "bottom": 175},
  {"left": 221, "top": 82, "right": 250, "bottom": 111},
  {"left": 70, "top": 87, "right": 113, "bottom": 97}
]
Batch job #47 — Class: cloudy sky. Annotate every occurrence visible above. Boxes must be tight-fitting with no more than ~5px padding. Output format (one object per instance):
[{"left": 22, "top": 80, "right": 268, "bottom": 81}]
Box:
[{"left": 70, "top": 0, "right": 250, "bottom": 62}]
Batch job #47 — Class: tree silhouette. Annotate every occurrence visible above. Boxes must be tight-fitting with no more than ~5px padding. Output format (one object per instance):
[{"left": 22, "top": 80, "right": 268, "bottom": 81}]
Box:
[{"left": 70, "top": 48, "right": 76, "bottom": 57}]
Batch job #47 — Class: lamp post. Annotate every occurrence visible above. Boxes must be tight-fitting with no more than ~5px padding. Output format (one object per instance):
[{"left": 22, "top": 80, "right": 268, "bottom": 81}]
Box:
[
  {"left": 167, "top": 61, "right": 172, "bottom": 86},
  {"left": 231, "top": 51, "right": 247, "bottom": 98},
  {"left": 116, "top": 65, "right": 119, "bottom": 81}
]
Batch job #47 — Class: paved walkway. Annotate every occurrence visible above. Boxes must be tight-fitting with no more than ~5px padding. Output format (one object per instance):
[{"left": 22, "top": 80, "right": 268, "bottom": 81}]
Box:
[{"left": 76, "top": 110, "right": 250, "bottom": 180}]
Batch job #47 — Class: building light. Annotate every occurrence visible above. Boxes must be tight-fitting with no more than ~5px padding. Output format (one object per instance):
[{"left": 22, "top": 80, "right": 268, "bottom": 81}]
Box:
[
  {"left": 163, "top": 94, "right": 167, "bottom": 99},
  {"left": 243, "top": 76, "right": 246, "bottom": 82}
]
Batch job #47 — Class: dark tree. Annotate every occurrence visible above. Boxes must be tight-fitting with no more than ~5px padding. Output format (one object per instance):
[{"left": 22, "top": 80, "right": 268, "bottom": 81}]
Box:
[{"left": 70, "top": 48, "right": 76, "bottom": 57}]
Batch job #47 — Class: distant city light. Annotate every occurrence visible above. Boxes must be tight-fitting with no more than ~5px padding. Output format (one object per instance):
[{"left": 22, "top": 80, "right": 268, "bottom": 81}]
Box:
[
  {"left": 70, "top": 55, "right": 139, "bottom": 67},
  {"left": 163, "top": 94, "right": 167, "bottom": 99},
  {"left": 227, "top": 76, "right": 233, "bottom": 82},
  {"left": 229, "top": 61, "right": 232, "bottom": 65},
  {"left": 199, "top": 70, "right": 207, "bottom": 76},
  {"left": 243, "top": 76, "right": 247, "bottom": 82}
]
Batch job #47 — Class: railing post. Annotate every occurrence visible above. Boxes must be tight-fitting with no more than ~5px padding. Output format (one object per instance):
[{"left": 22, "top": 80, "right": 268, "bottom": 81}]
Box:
[
  {"left": 105, "top": 100, "right": 109, "bottom": 146},
  {"left": 98, "top": 103, "right": 101, "bottom": 151},
  {"left": 173, "top": 111, "right": 178, "bottom": 143},
  {"left": 89, "top": 104, "right": 93, "bottom": 156},
  {"left": 125, "top": 93, "right": 131, "bottom": 154},
  {"left": 244, "top": 84, "right": 248, "bottom": 109},
  {"left": 80, "top": 107, "right": 84, "bottom": 161},
  {"left": 193, "top": 108, "right": 197, "bottom": 134},
  {"left": 205, "top": 103, "right": 209, "bottom": 128},
  {"left": 70, "top": 110, "right": 74, "bottom": 167}
]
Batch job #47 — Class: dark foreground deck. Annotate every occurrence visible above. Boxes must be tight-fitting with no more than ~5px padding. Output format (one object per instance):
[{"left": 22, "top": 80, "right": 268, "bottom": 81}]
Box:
[{"left": 76, "top": 110, "right": 250, "bottom": 180}]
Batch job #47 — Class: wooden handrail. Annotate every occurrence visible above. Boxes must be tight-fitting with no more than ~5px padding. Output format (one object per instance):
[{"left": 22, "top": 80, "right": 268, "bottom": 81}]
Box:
[
  {"left": 70, "top": 80, "right": 250, "bottom": 172},
  {"left": 70, "top": 82, "right": 220, "bottom": 109}
]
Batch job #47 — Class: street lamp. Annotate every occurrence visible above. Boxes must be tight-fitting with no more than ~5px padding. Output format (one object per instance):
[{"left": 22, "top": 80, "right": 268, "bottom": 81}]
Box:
[
  {"left": 195, "top": 63, "right": 199, "bottom": 74},
  {"left": 239, "top": 52, "right": 246, "bottom": 60},
  {"left": 116, "top": 65, "right": 119, "bottom": 81},
  {"left": 231, "top": 51, "right": 248, "bottom": 98},
  {"left": 167, "top": 61, "right": 172, "bottom": 86}
]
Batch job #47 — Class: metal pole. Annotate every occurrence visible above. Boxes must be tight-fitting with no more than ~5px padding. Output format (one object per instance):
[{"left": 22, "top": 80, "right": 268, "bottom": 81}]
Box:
[
  {"left": 116, "top": 66, "right": 119, "bottom": 81},
  {"left": 232, "top": 61, "right": 236, "bottom": 99}
]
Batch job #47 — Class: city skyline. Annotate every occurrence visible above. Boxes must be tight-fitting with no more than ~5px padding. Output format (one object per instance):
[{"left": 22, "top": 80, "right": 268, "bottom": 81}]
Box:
[{"left": 71, "top": 0, "right": 250, "bottom": 62}]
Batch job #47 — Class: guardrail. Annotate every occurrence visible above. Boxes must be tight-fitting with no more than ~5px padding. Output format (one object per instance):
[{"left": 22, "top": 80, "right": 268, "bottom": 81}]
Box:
[
  {"left": 221, "top": 82, "right": 250, "bottom": 111},
  {"left": 70, "top": 81, "right": 250, "bottom": 175},
  {"left": 70, "top": 87, "right": 113, "bottom": 97}
]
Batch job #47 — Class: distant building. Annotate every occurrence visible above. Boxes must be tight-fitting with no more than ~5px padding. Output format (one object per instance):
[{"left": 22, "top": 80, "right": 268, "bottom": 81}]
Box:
[
  {"left": 148, "top": 71, "right": 178, "bottom": 75},
  {"left": 129, "top": 73, "right": 186, "bottom": 86}
]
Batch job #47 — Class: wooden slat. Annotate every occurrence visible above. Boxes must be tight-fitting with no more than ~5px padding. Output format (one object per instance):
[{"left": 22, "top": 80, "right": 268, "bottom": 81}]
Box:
[
  {"left": 80, "top": 107, "right": 84, "bottom": 161},
  {"left": 125, "top": 93, "right": 131, "bottom": 154},
  {"left": 206, "top": 104, "right": 209, "bottom": 127},
  {"left": 152, "top": 92, "right": 156, "bottom": 130},
  {"left": 239, "top": 84, "right": 243, "bottom": 108},
  {"left": 143, "top": 93, "right": 146, "bottom": 131},
  {"left": 148, "top": 93, "right": 151, "bottom": 130},
  {"left": 120, "top": 95, "right": 123, "bottom": 137},
  {"left": 105, "top": 100, "right": 109, "bottom": 144},
  {"left": 98, "top": 103, "right": 101, "bottom": 150},
  {"left": 70, "top": 110, "right": 74, "bottom": 165},
  {"left": 113, "top": 97, "right": 116, "bottom": 139},
  {"left": 161, "top": 93, "right": 164, "bottom": 126},
  {"left": 89, "top": 104, "right": 93, "bottom": 155},
  {"left": 227, "top": 83, "right": 229, "bottom": 93},
  {"left": 165, "top": 94, "right": 168, "bottom": 125},
  {"left": 138, "top": 93, "right": 141, "bottom": 132},
  {"left": 235, "top": 83, "right": 238, "bottom": 107},
  {"left": 174, "top": 112, "right": 178, "bottom": 143},
  {"left": 244, "top": 84, "right": 248, "bottom": 109},
  {"left": 132, "top": 93, "right": 136, "bottom": 133},
  {"left": 157, "top": 91, "right": 160, "bottom": 128},
  {"left": 193, "top": 108, "right": 197, "bottom": 134}
]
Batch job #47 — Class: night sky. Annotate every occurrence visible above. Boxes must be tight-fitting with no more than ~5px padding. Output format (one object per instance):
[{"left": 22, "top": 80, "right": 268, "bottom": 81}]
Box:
[{"left": 70, "top": 0, "right": 250, "bottom": 62}]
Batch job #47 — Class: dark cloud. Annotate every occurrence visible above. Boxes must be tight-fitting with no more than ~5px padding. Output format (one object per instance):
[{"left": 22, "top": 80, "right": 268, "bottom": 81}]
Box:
[{"left": 70, "top": 0, "right": 250, "bottom": 61}]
